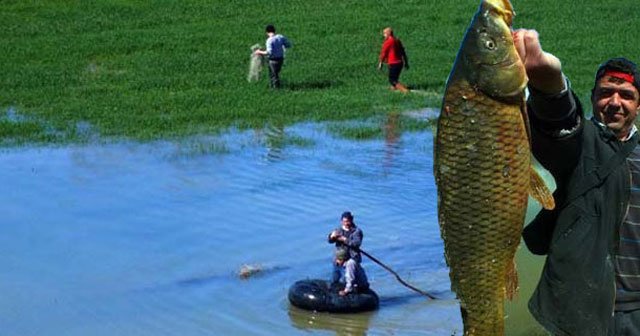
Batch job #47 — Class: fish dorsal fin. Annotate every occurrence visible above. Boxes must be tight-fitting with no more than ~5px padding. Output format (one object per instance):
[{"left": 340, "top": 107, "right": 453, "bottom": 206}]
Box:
[{"left": 530, "top": 167, "right": 555, "bottom": 210}]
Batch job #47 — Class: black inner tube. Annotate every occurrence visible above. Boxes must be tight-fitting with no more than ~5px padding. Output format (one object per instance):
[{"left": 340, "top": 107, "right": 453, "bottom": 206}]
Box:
[{"left": 288, "top": 279, "right": 379, "bottom": 313}]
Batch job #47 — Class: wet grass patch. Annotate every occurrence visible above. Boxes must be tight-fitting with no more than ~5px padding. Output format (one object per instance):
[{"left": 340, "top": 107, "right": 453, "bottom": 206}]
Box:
[
  {"left": 0, "top": 106, "right": 110, "bottom": 146},
  {"left": 260, "top": 124, "right": 316, "bottom": 152},
  {"left": 0, "top": 119, "right": 48, "bottom": 146},
  {"left": 0, "top": 107, "right": 60, "bottom": 145},
  {"left": 274, "top": 134, "right": 315, "bottom": 148},
  {"left": 328, "top": 113, "right": 431, "bottom": 141},
  {"left": 169, "top": 139, "right": 230, "bottom": 159}
]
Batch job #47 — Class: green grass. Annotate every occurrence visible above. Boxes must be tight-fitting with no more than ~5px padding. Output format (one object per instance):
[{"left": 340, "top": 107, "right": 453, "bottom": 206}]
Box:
[{"left": 1, "top": 0, "right": 639, "bottom": 144}]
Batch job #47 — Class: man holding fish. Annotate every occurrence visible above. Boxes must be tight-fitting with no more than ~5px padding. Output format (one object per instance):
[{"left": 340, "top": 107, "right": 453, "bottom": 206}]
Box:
[
  {"left": 434, "top": 0, "right": 640, "bottom": 335},
  {"left": 516, "top": 29, "right": 640, "bottom": 335}
]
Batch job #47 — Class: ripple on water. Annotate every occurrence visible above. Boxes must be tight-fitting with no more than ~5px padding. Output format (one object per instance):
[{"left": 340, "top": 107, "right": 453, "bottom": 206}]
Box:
[{"left": 0, "top": 120, "right": 520, "bottom": 335}]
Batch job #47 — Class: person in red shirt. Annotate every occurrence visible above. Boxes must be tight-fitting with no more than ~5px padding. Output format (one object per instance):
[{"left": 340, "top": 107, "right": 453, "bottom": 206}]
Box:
[{"left": 377, "top": 27, "right": 409, "bottom": 93}]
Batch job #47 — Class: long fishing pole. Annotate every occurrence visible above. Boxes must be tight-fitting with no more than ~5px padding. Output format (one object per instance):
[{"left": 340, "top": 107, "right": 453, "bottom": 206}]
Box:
[{"left": 354, "top": 246, "right": 437, "bottom": 300}]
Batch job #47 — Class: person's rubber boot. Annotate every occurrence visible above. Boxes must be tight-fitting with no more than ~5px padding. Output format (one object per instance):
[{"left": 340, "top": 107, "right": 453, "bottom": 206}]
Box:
[{"left": 395, "top": 83, "right": 409, "bottom": 93}]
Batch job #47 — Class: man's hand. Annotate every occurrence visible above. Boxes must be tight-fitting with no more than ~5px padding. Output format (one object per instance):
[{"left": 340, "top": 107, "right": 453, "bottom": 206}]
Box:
[
  {"left": 512, "top": 29, "right": 564, "bottom": 95},
  {"left": 377, "top": 62, "right": 383, "bottom": 71},
  {"left": 339, "top": 290, "right": 347, "bottom": 296}
]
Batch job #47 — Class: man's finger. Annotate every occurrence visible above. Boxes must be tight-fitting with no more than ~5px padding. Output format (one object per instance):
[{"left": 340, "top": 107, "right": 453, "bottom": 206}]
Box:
[
  {"left": 522, "top": 29, "right": 543, "bottom": 62},
  {"left": 512, "top": 29, "right": 527, "bottom": 63}
]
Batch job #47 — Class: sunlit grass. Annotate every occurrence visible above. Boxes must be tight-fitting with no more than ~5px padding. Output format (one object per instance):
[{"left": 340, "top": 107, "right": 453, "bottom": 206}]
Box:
[{"left": 1, "top": 0, "right": 639, "bottom": 144}]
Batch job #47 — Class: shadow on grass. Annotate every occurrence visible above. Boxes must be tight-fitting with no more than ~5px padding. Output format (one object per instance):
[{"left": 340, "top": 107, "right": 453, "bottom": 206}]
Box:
[
  {"left": 285, "top": 80, "right": 343, "bottom": 91},
  {"left": 407, "top": 81, "right": 442, "bottom": 91}
]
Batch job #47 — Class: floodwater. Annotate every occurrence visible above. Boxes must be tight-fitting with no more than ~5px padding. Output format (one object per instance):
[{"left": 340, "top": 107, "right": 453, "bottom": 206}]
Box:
[{"left": 0, "top": 115, "right": 550, "bottom": 335}]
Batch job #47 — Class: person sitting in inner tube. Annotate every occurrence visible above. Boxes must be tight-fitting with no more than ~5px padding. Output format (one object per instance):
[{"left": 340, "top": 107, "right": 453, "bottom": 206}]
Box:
[
  {"left": 328, "top": 211, "right": 363, "bottom": 284},
  {"left": 335, "top": 248, "right": 370, "bottom": 296}
]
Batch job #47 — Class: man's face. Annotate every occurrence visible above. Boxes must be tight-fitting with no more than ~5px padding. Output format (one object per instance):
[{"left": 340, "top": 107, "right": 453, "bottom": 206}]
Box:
[
  {"left": 341, "top": 217, "right": 352, "bottom": 228},
  {"left": 592, "top": 75, "right": 640, "bottom": 140}
]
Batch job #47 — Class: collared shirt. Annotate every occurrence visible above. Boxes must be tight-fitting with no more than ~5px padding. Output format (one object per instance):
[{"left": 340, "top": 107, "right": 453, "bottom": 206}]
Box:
[
  {"left": 627, "top": 125, "right": 638, "bottom": 141},
  {"left": 616, "top": 144, "right": 640, "bottom": 311},
  {"left": 592, "top": 122, "right": 638, "bottom": 141},
  {"left": 266, "top": 34, "right": 291, "bottom": 59}
]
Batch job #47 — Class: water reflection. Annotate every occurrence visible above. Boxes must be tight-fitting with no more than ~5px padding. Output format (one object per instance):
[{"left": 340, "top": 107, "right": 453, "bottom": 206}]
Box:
[
  {"left": 379, "top": 290, "right": 456, "bottom": 307},
  {"left": 262, "top": 123, "right": 285, "bottom": 162},
  {"left": 288, "top": 306, "right": 374, "bottom": 336},
  {"left": 382, "top": 112, "right": 401, "bottom": 175}
]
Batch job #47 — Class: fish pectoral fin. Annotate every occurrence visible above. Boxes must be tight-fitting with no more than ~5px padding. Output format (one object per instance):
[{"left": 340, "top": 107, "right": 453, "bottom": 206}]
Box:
[
  {"left": 529, "top": 167, "right": 555, "bottom": 210},
  {"left": 505, "top": 258, "right": 518, "bottom": 300}
]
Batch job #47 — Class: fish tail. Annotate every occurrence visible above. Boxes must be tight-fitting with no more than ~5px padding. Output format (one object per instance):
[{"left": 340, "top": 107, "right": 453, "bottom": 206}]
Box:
[{"left": 461, "top": 302, "right": 505, "bottom": 335}]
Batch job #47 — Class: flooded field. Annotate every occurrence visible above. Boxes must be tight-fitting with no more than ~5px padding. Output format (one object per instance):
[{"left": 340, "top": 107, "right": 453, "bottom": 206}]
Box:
[{"left": 0, "top": 117, "right": 548, "bottom": 335}]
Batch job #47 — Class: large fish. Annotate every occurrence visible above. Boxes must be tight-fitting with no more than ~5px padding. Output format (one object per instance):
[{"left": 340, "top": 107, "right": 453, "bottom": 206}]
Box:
[{"left": 434, "top": 0, "right": 555, "bottom": 335}]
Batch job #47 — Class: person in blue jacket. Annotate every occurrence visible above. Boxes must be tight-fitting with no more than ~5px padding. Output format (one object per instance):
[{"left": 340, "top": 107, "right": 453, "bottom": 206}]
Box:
[{"left": 254, "top": 24, "right": 291, "bottom": 89}]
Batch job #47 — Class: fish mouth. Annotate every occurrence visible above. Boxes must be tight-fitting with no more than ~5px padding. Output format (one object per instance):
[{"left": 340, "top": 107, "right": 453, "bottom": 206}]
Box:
[
  {"left": 478, "top": 54, "right": 522, "bottom": 77},
  {"left": 486, "top": 56, "right": 518, "bottom": 69},
  {"left": 477, "top": 57, "right": 527, "bottom": 97}
]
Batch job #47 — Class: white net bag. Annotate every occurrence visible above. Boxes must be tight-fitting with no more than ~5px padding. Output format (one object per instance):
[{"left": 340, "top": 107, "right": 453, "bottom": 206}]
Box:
[{"left": 247, "top": 44, "right": 264, "bottom": 82}]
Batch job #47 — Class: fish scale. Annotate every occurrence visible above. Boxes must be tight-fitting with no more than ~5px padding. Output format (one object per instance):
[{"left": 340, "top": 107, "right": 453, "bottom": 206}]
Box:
[
  {"left": 435, "top": 1, "right": 554, "bottom": 333},
  {"left": 437, "top": 81, "right": 531, "bottom": 335}
]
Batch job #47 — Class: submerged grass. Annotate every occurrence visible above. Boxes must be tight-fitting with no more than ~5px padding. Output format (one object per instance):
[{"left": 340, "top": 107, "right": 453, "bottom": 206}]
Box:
[
  {"left": 1, "top": 1, "right": 639, "bottom": 144},
  {"left": 328, "top": 113, "right": 433, "bottom": 140},
  {"left": 169, "top": 139, "right": 230, "bottom": 159}
]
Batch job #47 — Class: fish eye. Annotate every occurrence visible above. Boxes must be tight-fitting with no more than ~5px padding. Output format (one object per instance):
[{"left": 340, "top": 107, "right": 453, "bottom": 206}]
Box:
[
  {"left": 477, "top": 32, "right": 497, "bottom": 51},
  {"left": 484, "top": 39, "right": 496, "bottom": 50}
]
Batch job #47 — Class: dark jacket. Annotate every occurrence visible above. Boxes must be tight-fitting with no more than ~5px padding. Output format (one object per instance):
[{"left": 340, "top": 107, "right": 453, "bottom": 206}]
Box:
[
  {"left": 328, "top": 225, "right": 363, "bottom": 263},
  {"left": 523, "top": 89, "right": 637, "bottom": 335}
]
